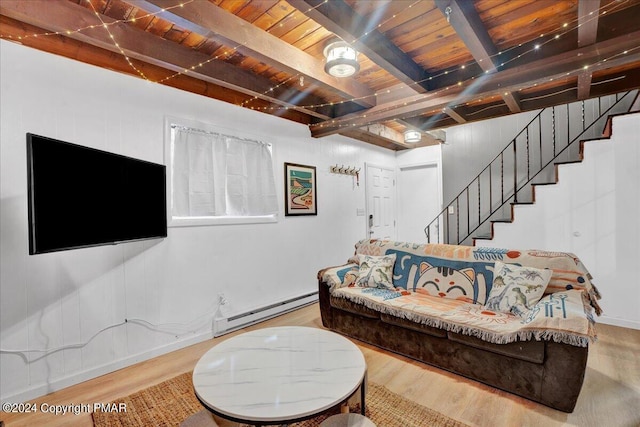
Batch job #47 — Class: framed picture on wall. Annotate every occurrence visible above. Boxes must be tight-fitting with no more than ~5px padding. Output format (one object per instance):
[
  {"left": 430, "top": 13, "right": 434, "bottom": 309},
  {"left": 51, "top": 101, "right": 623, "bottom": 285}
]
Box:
[{"left": 284, "top": 162, "right": 317, "bottom": 216}]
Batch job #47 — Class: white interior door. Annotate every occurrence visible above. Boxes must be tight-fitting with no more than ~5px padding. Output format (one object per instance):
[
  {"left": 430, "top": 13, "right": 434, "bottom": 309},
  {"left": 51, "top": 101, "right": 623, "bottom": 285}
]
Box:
[
  {"left": 365, "top": 164, "right": 396, "bottom": 240},
  {"left": 397, "top": 163, "right": 441, "bottom": 243}
]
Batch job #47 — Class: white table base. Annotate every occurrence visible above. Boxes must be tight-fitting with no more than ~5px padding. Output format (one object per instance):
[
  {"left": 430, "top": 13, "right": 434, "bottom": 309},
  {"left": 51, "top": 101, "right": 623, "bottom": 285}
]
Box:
[{"left": 320, "top": 413, "right": 376, "bottom": 427}]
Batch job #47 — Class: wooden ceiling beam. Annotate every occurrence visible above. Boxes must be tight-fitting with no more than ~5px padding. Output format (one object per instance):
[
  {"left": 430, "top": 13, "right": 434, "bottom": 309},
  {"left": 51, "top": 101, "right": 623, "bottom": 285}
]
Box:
[
  {"left": 287, "top": 0, "right": 431, "bottom": 93},
  {"left": 341, "top": 128, "right": 414, "bottom": 150},
  {"left": 129, "top": 0, "right": 376, "bottom": 108},
  {"left": 310, "top": 29, "right": 640, "bottom": 137},
  {"left": 435, "top": 0, "right": 496, "bottom": 71},
  {"left": 312, "top": 92, "right": 459, "bottom": 137},
  {"left": 578, "top": 0, "right": 600, "bottom": 46},
  {"left": 443, "top": 106, "right": 467, "bottom": 124},
  {"left": 361, "top": 123, "right": 411, "bottom": 148},
  {"left": 376, "top": 83, "right": 422, "bottom": 104},
  {"left": 577, "top": 0, "right": 601, "bottom": 99},
  {"left": 502, "top": 91, "right": 522, "bottom": 113},
  {"left": 577, "top": 70, "right": 594, "bottom": 101},
  {"left": 0, "top": 0, "right": 337, "bottom": 120},
  {"left": 435, "top": 0, "right": 521, "bottom": 112}
]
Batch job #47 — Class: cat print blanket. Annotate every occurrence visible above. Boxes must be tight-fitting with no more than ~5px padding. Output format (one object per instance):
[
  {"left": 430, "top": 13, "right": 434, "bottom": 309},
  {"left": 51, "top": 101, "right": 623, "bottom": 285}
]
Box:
[
  {"left": 331, "top": 285, "right": 596, "bottom": 347},
  {"left": 321, "top": 239, "right": 601, "bottom": 347}
]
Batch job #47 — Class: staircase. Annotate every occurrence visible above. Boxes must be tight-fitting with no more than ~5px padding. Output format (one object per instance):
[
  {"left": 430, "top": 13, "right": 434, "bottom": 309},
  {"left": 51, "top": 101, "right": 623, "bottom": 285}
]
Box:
[{"left": 424, "top": 90, "right": 639, "bottom": 246}]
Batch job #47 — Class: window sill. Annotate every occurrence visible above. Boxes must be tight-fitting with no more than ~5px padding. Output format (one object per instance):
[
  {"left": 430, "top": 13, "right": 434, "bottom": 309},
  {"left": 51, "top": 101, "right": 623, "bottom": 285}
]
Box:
[{"left": 168, "top": 215, "right": 278, "bottom": 227}]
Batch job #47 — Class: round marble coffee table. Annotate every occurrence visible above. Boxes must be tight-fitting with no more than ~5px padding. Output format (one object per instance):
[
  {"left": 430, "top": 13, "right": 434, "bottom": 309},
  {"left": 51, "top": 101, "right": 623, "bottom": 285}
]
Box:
[{"left": 193, "top": 326, "right": 367, "bottom": 425}]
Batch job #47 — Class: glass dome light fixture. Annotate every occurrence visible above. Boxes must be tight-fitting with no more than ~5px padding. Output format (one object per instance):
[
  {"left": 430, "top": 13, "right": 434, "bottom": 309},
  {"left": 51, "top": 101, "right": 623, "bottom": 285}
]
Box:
[
  {"left": 323, "top": 40, "right": 360, "bottom": 78},
  {"left": 404, "top": 130, "right": 422, "bottom": 143}
]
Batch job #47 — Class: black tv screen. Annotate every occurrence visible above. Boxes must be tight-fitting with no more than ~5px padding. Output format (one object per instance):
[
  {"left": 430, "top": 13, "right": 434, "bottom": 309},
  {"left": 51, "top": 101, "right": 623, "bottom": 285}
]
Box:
[{"left": 27, "top": 133, "right": 167, "bottom": 255}]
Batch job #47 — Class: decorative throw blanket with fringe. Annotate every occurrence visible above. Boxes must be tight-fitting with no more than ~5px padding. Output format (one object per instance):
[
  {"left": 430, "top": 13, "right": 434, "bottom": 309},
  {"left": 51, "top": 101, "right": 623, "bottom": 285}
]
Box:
[
  {"left": 322, "top": 239, "right": 601, "bottom": 348},
  {"left": 332, "top": 286, "right": 596, "bottom": 347}
]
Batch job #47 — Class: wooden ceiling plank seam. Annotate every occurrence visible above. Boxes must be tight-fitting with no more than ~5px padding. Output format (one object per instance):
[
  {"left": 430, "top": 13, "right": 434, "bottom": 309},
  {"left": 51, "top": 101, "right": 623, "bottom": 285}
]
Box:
[
  {"left": 0, "top": 0, "right": 334, "bottom": 120},
  {"left": 127, "top": 0, "right": 376, "bottom": 108},
  {"left": 481, "top": 1, "right": 564, "bottom": 33},
  {"left": 278, "top": 13, "right": 323, "bottom": 46},
  {"left": 235, "top": 0, "right": 280, "bottom": 23},
  {"left": 375, "top": 1, "right": 438, "bottom": 34},
  {"left": 219, "top": 0, "right": 251, "bottom": 16},
  {"left": 262, "top": 10, "right": 310, "bottom": 38},
  {"left": 252, "top": 1, "right": 290, "bottom": 30},
  {"left": 287, "top": 0, "right": 431, "bottom": 93},
  {"left": 310, "top": 29, "right": 640, "bottom": 137}
]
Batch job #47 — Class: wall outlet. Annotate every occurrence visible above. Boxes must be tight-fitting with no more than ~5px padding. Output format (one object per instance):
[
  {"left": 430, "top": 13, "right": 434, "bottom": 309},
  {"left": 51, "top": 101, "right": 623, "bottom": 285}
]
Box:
[
  {"left": 218, "top": 293, "right": 228, "bottom": 305},
  {"left": 448, "top": 206, "right": 455, "bottom": 215}
]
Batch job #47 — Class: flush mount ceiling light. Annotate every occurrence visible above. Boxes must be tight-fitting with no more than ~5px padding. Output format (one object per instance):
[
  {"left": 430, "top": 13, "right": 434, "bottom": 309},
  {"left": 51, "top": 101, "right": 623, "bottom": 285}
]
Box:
[
  {"left": 404, "top": 130, "right": 422, "bottom": 143},
  {"left": 323, "top": 40, "right": 360, "bottom": 78}
]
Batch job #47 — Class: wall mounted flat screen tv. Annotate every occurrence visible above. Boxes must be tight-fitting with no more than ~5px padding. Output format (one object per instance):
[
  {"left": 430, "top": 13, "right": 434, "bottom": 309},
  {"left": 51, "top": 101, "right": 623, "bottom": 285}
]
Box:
[{"left": 27, "top": 133, "right": 167, "bottom": 255}]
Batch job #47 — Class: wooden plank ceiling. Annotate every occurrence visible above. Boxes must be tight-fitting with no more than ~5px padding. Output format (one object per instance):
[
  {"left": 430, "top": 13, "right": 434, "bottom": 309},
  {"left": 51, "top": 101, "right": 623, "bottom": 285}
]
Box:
[{"left": 1, "top": 0, "right": 639, "bottom": 150}]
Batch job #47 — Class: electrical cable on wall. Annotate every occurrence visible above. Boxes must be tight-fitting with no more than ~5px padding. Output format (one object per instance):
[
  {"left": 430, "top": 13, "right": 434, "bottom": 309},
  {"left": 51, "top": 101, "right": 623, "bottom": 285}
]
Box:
[{"left": 0, "top": 302, "right": 221, "bottom": 363}]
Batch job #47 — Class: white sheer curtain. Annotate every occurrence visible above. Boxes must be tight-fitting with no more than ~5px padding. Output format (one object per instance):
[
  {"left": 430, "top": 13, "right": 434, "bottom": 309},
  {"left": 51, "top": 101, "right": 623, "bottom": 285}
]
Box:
[{"left": 171, "top": 126, "right": 278, "bottom": 218}]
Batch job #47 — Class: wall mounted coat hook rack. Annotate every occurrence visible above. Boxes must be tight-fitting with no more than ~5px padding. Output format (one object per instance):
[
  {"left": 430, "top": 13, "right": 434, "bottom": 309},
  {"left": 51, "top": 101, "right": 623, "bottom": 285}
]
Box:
[{"left": 330, "top": 164, "right": 361, "bottom": 186}]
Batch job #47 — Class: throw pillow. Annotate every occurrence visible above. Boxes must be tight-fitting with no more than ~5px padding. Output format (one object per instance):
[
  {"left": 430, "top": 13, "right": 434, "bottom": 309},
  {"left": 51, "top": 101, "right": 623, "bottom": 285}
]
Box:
[
  {"left": 355, "top": 254, "right": 396, "bottom": 289},
  {"left": 485, "top": 261, "right": 552, "bottom": 317}
]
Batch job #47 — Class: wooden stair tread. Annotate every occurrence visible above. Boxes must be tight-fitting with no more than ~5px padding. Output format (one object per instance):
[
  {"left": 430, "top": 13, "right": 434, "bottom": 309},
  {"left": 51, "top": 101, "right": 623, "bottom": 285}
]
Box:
[
  {"left": 532, "top": 182, "right": 556, "bottom": 186},
  {"left": 473, "top": 234, "right": 493, "bottom": 240},
  {"left": 491, "top": 218, "right": 512, "bottom": 223},
  {"left": 554, "top": 160, "right": 582, "bottom": 165}
]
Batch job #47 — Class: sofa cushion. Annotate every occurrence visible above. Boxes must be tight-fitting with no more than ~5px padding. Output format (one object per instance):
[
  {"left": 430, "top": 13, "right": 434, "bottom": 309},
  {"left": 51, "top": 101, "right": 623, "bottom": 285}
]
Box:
[
  {"left": 330, "top": 295, "right": 380, "bottom": 319},
  {"left": 355, "top": 254, "right": 396, "bottom": 289},
  {"left": 485, "top": 261, "right": 551, "bottom": 317},
  {"left": 447, "top": 331, "right": 545, "bottom": 364},
  {"left": 380, "top": 313, "right": 447, "bottom": 338}
]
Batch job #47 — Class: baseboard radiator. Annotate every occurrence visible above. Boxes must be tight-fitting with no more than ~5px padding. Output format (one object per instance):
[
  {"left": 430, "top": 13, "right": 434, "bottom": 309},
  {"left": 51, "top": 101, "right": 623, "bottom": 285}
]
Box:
[{"left": 213, "top": 291, "right": 318, "bottom": 337}]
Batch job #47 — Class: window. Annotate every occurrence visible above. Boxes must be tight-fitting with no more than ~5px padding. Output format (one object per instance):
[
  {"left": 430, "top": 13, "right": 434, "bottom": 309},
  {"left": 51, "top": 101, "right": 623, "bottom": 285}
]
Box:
[{"left": 166, "top": 119, "right": 278, "bottom": 226}]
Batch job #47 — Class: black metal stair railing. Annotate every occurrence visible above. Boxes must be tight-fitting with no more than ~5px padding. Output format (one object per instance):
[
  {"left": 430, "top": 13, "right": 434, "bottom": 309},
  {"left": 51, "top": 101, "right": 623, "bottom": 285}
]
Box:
[{"left": 424, "top": 90, "right": 638, "bottom": 246}]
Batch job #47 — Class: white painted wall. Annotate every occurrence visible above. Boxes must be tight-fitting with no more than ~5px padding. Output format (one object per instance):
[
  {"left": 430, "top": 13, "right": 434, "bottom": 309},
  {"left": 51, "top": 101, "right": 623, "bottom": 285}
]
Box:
[
  {"left": 477, "top": 113, "right": 640, "bottom": 330},
  {"left": 0, "top": 41, "right": 398, "bottom": 401},
  {"left": 396, "top": 145, "right": 443, "bottom": 243},
  {"left": 441, "top": 110, "right": 540, "bottom": 203}
]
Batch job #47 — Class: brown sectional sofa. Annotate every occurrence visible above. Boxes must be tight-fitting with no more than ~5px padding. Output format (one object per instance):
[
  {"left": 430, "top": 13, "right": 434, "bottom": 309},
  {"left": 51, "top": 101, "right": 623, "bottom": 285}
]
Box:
[{"left": 318, "top": 239, "right": 601, "bottom": 413}]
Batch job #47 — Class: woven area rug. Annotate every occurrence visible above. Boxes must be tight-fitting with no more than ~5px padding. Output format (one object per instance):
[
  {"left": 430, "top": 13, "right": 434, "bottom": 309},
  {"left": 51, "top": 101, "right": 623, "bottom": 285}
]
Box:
[{"left": 92, "top": 371, "right": 468, "bottom": 427}]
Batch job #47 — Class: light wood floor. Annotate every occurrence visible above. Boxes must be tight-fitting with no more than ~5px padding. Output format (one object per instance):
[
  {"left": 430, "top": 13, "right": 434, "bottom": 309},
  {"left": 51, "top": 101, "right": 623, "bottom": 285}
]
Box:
[{"left": 2, "top": 303, "right": 639, "bottom": 427}]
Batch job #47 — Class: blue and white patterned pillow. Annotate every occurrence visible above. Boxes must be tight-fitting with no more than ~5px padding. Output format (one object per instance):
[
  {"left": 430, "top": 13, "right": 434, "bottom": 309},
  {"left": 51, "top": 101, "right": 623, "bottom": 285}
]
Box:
[
  {"left": 485, "top": 261, "right": 552, "bottom": 317},
  {"left": 355, "top": 254, "right": 396, "bottom": 289}
]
